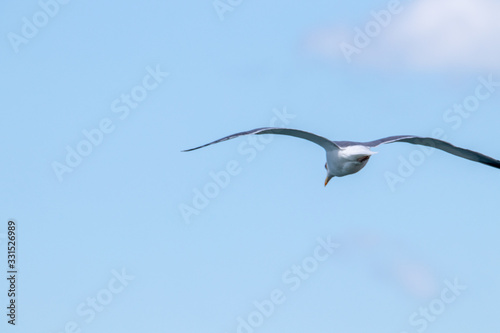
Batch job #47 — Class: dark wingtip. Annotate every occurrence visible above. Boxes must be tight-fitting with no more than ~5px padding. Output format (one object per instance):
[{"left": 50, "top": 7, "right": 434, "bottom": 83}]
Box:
[
  {"left": 182, "top": 145, "right": 206, "bottom": 152},
  {"left": 483, "top": 160, "right": 500, "bottom": 169}
]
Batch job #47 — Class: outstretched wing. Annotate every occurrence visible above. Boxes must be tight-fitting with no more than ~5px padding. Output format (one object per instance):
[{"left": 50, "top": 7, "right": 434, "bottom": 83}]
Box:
[
  {"left": 361, "top": 135, "right": 500, "bottom": 169},
  {"left": 182, "top": 127, "right": 339, "bottom": 152}
]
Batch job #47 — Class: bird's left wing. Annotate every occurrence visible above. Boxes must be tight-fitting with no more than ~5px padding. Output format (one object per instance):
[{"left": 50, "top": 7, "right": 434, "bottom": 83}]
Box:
[
  {"left": 361, "top": 135, "right": 500, "bottom": 169},
  {"left": 182, "top": 127, "right": 339, "bottom": 152}
]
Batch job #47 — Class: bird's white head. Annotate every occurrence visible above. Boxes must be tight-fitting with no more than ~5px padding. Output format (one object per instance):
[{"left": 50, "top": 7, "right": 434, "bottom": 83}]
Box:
[{"left": 324, "top": 162, "right": 334, "bottom": 186}]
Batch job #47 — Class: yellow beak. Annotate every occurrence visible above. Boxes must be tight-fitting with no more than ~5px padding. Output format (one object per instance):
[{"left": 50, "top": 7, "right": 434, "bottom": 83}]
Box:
[{"left": 324, "top": 175, "right": 333, "bottom": 186}]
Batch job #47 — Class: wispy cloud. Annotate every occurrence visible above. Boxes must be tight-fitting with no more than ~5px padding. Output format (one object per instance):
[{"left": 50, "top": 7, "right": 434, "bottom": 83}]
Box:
[{"left": 306, "top": 0, "right": 500, "bottom": 71}]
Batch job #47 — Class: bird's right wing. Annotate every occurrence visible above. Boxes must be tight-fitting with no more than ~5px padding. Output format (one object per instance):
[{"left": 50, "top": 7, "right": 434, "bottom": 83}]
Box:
[
  {"left": 182, "top": 127, "right": 339, "bottom": 152},
  {"left": 362, "top": 135, "right": 500, "bottom": 169}
]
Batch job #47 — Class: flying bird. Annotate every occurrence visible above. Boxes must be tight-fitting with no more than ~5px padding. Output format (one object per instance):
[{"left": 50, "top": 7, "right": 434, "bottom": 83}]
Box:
[{"left": 182, "top": 127, "right": 500, "bottom": 186}]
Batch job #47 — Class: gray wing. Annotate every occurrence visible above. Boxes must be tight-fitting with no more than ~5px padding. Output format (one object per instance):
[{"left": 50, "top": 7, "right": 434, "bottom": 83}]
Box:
[
  {"left": 360, "top": 135, "right": 500, "bottom": 169},
  {"left": 182, "top": 127, "right": 339, "bottom": 152}
]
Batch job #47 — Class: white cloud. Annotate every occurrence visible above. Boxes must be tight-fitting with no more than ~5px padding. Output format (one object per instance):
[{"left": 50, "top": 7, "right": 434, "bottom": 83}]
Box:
[{"left": 306, "top": 0, "right": 500, "bottom": 71}]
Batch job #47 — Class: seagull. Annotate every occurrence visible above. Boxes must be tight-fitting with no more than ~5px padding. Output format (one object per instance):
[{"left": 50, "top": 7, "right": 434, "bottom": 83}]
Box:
[{"left": 182, "top": 127, "right": 500, "bottom": 186}]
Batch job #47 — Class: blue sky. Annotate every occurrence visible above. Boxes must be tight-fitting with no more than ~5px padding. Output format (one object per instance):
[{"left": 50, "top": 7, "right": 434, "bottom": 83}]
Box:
[{"left": 1, "top": 0, "right": 500, "bottom": 332}]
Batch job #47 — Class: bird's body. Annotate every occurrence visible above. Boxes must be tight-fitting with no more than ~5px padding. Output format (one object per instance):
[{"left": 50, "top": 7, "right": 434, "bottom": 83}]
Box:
[
  {"left": 328, "top": 145, "right": 375, "bottom": 177},
  {"left": 183, "top": 127, "right": 500, "bottom": 186}
]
